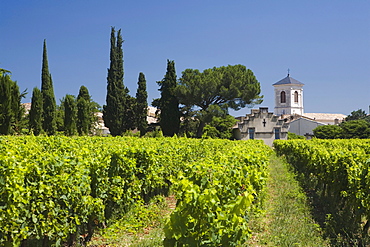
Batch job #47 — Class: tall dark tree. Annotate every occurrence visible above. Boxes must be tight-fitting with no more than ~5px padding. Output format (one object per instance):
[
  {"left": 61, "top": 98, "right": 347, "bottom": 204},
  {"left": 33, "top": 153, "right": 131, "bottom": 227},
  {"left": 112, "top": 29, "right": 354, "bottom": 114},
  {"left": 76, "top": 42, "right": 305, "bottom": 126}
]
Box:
[
  {"left": 155, "top": 60, "right": 180, "bottom": 137},
  {"left": 77, "top": 85, "right": 92, "bottom": 135},
  {"left": 41, "top": 39, "right": 57, "bottom": 135},
  {"left": 0, "top": 73, "right": 13, "bottom": 135},
  {"left": 116, "top": 29, "right": 136, "bottom": 133},
  {"left": 10, "top": 78, "right": 26, "bottom": 133},
  {"left": 176, "top": 64, "right": 263, "bottom": 137},
  {"left": 64, "top": 94, "right": 77, "bottom": 136},
  {"left": 0, "top": 71, "right": 25, "bottom": 135},
  {"left": 103, "top": 27, "right": 135, "bottom": 136},
  {"left": 103, "top": 27, "right": 123, "bottom": 136},
  {"left": 135, "top": 72, "right": 148, "bottom": 136},
  {"left": 29, "top": 87, "right": 43, "bottom": 135}
]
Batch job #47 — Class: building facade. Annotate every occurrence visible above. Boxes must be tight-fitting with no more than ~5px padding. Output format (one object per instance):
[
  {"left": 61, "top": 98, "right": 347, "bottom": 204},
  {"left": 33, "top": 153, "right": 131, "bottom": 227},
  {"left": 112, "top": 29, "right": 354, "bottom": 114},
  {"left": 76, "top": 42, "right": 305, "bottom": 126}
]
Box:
[{"left": 236, "top": 107, "right": 289, "bottom": 146}]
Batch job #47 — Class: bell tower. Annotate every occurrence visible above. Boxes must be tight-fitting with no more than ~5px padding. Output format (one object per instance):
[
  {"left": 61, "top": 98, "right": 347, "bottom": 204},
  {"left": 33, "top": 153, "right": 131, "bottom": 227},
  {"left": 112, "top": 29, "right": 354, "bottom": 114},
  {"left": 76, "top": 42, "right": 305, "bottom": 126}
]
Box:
[{"left": 273, "top": 73, "right": 304, "bottom": 116}]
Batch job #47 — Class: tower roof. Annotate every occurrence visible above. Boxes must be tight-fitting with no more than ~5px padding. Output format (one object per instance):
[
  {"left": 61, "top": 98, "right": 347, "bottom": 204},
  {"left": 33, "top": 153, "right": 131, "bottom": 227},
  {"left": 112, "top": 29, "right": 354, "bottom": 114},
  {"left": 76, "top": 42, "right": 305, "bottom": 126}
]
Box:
[{"left": 273, "top": 74, "right": 304, "bottom": 86}]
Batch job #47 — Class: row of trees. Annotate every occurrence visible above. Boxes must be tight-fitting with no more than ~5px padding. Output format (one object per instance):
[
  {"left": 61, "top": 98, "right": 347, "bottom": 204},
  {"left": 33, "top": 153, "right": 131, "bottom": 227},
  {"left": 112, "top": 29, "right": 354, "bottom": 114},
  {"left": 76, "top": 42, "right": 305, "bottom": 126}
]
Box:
[
  {"left": 313, "top": 109, "right": 370, "bottom": 139},
  {"left": 1, "top": 27, "right": 263, "bottom": 138},
  {"left": 102, "top": 28, "right": 148, "bottom": 137},
  {"left": 27, "top": 41, "right": 101, "bottom": 136},
  {"left": 0, "top": 41, "right": 100, "bottom": 136},
  {"left": 103, "top": 28, "right": 263, "bottom": 138}
]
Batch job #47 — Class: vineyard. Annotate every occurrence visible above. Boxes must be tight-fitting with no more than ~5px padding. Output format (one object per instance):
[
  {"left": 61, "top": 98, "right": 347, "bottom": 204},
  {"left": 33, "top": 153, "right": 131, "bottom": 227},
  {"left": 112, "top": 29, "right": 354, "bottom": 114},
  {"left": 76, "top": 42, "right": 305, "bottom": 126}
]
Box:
[
  {"left": 0, "top": 136, "right": 271, "bottom": 246},
  {"left": 274, "top": 139, "right": 370, "bottom": 245}
]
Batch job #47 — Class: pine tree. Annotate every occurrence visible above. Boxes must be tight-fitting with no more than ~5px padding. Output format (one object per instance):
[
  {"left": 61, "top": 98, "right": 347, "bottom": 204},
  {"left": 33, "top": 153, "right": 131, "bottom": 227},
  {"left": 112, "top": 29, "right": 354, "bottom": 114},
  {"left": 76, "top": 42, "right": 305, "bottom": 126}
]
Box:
[
  {"left": 29, "top": 87, "right": 43, "bottom": 135},
  {"left": 64, "top": 94, "right": 77, "bottom": 136},
  {"left": 0, "top": 74, "right": 13, "bottom": 135},
  {"left": 103, "top": 27, "right": 135, "bottom": 136},
  {"left": 157, "top": 60, "right": 180, "bottom": 136},
  {"left": 77, "top": 85, "right": 92, "bottom": 135},
  {"left": 41, "top": 39, "right": 57, "bottom": 135},
  {"left": 135, "top": 72, "right": 148, "bottom": 136}
]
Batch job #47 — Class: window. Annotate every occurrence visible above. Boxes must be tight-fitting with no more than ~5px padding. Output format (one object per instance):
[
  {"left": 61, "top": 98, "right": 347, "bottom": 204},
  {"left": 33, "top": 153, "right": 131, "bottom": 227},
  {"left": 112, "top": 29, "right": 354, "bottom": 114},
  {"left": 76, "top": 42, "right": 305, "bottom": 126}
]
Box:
[
  {"left": 248, "top": 128, "right": 255, "bottom": 140},
  {"left": 280, "top": 91, "right": 286, "bottom": 103},
  {"left": 294, "top": 91, "right": 299, "bottom": 103},
  {"left": 274, "top": 128, "right": 280, "bottom": 139}
]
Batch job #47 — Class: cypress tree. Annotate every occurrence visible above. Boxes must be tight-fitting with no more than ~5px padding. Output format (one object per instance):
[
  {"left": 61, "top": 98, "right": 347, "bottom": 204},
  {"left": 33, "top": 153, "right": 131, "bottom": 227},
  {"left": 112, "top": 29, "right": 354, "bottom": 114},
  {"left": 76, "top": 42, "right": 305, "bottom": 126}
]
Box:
[
  {"left": 64, "top": 94, "right": 77, "bottom": 136},
  {"left": 135, "top": 72, "right": 148, "bottom": 136},
  {"left": 157, "top": 60, "right": 180, "bottom": 136},
  {"left": 41, "top": 39, "right": 57, "bottom": 135},
  {"left": 77, "top": 85, "right": 91, "bottom": 102},
  {"left": 10, "top": 82, "right": 26, "bottom": 134},
  {"left": 117, "top": 29, "right": 136, "bottom": 133},
  {"left": 103, "top": 27, "right": 135, "bottom": 136},
  {"left": 0, "top": 74, "right": 13, "bottom": 135},
  {"left": 29, "top": 87, "right": 43, "bottom": 135},
  {"left": 77, "top": 85, "right": 91, "bottom": 135},
  {"left": 103, "top": 27, "right": 122, "bottom": 136}
]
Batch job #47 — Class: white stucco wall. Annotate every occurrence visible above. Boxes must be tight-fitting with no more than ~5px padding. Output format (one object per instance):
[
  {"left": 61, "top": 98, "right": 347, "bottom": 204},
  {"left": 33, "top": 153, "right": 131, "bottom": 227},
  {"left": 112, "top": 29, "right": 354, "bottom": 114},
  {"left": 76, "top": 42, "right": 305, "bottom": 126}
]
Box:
[{"left": 289, "top": 118, "right": 325, "bottom": 136}]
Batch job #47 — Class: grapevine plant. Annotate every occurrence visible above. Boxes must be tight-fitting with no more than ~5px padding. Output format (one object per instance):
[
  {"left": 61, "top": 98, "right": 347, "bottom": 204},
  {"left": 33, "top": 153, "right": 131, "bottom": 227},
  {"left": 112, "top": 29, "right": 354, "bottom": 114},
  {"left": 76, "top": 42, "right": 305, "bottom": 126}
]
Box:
[{"left": 0, "top": 136, "right": 271, "bottom": 246}]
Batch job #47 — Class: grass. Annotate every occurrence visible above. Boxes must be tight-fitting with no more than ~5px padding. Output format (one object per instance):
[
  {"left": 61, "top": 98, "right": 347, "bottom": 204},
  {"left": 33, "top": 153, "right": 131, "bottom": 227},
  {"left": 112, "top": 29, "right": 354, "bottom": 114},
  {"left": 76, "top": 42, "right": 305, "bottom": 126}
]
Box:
[
  {"left": 87, "top": 195, "right": 176, "bottom": 247},
  {"left": 248, "top": 154, "right": 330, "bottom": 247}
]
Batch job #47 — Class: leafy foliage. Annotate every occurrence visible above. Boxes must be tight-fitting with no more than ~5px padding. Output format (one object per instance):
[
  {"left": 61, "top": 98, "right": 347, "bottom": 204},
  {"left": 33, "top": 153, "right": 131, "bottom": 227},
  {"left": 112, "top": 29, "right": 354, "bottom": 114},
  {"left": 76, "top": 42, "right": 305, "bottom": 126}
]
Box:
[
  {"left": 41, "top": 40, "right": 57, "bottom": 135},
  {"left": 203, "top": 114, "right": 237, "bottom": 139},
  {"left": 345, "top": 109, "right": 368, "bottom": 121},
  {"left": 274, "top": 139, "right": 370, "bottom": 245},
  {"left": 0, "top": 136, "right": 271, "bottom": 246},
  {"left": 155, "top": 60, "right": 180, "bottom": 137},
  {"left": 0, "top": 72, "right": 25, "bottom": 135},
  {"left": 103, "top": 28, "right": 135, "bottom": 136},
  {"left": 64, "top": 94, "right": 77, "bottom": 136},
  {"left": 177, "top": 64, "right": 263, "bottom": 137},
  {"left": 287, "top": 132, "right": 305, "bottom": 139},
  {"left": 77, "top": 86, "right": 93, "bottom": 135},
  {"left": 340, "top": 119, "right": 370, "bottom": 139},
  {"left": 29, "top": 87, "right": 43, "bottom": 135},
  {"left": 0, "top": 74, "right": 13, "bottom": 134},
  {"left": 135, "top": 72, "right": 148, "bottom": 136},
  {"left": 313, "top": 125, "right": 343, "bottom": 139}
]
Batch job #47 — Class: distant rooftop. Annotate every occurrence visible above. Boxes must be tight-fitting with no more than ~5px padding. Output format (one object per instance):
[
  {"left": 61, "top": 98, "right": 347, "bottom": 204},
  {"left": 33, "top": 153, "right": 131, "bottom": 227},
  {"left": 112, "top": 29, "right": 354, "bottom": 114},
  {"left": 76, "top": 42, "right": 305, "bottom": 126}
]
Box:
[{"left": 273, "top": 74, "right": 304, "bottom": 86}]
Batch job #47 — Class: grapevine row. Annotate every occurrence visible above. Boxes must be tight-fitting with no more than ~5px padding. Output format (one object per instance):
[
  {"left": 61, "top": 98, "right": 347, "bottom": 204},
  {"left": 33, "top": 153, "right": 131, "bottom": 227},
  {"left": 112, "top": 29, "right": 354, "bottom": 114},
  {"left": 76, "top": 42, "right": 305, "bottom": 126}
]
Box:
[
  {"left": 274, "top": 139, "right": 370, "bottom": 243},
  {"left": 0, "top": 136, "right": 271, "bottom": 246}
]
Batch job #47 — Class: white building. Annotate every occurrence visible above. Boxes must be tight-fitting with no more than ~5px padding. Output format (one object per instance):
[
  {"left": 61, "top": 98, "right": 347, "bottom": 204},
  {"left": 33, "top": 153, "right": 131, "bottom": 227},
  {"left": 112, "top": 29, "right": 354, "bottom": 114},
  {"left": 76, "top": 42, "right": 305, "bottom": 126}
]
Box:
[
  {"left": 273, "top": 73, "right": 304, "bottom": 116},
  {"left": 235, "top": 73, "right": 347, "bottom": 142},
  {"left": 273, "top": 74, "right": 346, "bottom": 137}
]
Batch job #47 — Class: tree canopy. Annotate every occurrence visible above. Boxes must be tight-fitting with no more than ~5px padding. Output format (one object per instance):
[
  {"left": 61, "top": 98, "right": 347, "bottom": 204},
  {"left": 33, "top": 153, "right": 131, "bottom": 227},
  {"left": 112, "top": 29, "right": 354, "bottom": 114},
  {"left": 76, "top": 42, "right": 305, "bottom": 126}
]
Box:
[
  {"left": 176, "top": 64, "right": 262, "bottom": 137},
  {"left": 0, "top": 72, "right": 25, "bottom": 135},
  {"left": 155, "top": 60, "right": 180, "bottom": 137},
  {"left": 135, "top": 72, "right": 148, "bottom": 136},
  {"left": 64, "top": 94, "right": 77, "bottom": 136},
  {"left": 313, "top": 124, "right": 343, "bottom": 139},
  {"left": 313, "top": 109, "right": 370, "bottom": 139},
  {"left": 41, "top": 39, "right": 57, "bottom": 135},
  {"left": 341, "top": 120, "right": 370, "bottom": 139},
  {"left": 29, "top": 87, "right": 43, "bottom": 135}
]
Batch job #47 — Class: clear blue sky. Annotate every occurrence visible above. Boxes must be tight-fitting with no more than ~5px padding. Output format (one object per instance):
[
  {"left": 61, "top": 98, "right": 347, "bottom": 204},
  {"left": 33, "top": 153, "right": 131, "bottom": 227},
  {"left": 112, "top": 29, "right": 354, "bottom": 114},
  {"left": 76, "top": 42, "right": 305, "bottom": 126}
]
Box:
[{"left": 1, "top": 0, "right": 369, "bottom": 116}]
